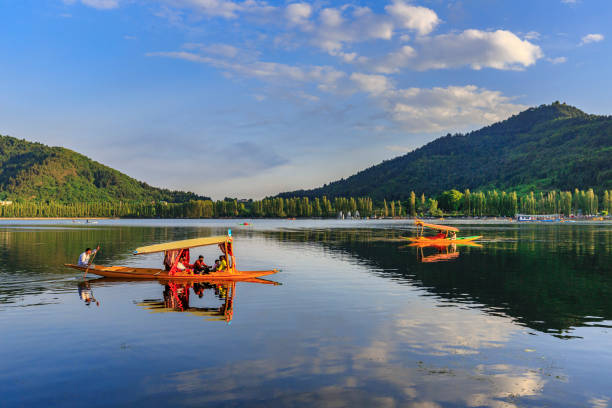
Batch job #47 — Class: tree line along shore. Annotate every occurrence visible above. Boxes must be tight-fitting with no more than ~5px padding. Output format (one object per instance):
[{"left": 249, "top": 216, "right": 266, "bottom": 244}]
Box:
[{"left": 0, "top": 189, "right": 610, "bottom": 219}]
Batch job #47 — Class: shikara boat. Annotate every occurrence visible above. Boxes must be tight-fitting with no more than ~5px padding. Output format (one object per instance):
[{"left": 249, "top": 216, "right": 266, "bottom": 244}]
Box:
[
  {"left": 405, "top": 219, "right": 481, "bottom": 245},
  {"left": 65, "top": 235, "right": 278, "bottom": 281}
]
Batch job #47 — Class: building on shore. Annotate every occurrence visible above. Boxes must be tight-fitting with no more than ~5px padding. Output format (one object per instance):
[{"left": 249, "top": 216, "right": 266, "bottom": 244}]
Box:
[{"left": 516, "top": 214, "right": 562, "bottom": 222}]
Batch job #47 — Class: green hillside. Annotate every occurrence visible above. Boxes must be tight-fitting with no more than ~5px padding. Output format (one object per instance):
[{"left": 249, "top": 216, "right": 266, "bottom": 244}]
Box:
[
  {"left": 280, "top": 102, "right": 612, "bottom": 199},
  {"left": 0, "top": 135, "right": 208, "bottom": 203}
]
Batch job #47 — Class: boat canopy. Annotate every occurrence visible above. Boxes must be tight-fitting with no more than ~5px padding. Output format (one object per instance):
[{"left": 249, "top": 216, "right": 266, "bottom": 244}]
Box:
[
  {"left": 415, "top": 219, "right": 459, "bottom": 232},
  {"left": 134, "top": 236, "right": 231, "bottom": 255}
]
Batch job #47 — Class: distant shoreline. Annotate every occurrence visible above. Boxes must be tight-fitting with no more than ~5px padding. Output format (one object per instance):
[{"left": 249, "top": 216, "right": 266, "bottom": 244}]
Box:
[
  {"left": 0, "top": 216, "right": 608, "bottom": 222},
  {"left": 0, "top": 217, "right": 113, "bottom": 220}
]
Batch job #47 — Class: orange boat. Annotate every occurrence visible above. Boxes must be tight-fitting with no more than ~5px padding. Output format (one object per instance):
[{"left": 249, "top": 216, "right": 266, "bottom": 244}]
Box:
[
  {"left": 65, "top": 234, "right": 278, "bottom": 281},
  {"left": 405, "top": 219, "right": 482, "bottom": 245}
]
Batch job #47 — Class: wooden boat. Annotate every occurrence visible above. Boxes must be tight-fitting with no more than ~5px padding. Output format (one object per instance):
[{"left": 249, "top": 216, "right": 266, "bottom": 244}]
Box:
[
  {"left": 88, "top": 276, "right": 280, "bottom": 286},
  {"left": 408, "top": 240, "right": 482, "bottom": 248},
  {"left": 404, "top": 219, "right": 482, "bottom": 245},
  {"left": 406, "top": 236, "right": 482, "bottom": 245},
  {"left": 65, "top": 234, "right": 278, "bottom": 281}
]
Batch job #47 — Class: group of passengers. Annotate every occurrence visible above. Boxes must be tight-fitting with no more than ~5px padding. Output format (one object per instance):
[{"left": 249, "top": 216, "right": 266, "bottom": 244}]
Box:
[
  {"left": 192, "top": 254, "right": 228, "bottom": 274},
  {"left": 163, "top": 250, "right": 228, "bottom": 275},
  {"left": 432, "top": 230, "right": 457, "bottom": 240}
]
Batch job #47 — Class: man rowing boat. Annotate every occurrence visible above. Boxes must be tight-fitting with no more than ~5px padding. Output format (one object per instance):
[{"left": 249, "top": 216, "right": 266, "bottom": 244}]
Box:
[{"left": 78, "top": 246, "right": 100, "bottom": 266}]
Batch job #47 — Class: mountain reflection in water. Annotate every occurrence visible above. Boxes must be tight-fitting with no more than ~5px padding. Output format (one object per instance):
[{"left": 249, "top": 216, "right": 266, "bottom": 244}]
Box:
[{"left": 258, "top": 226, "right": 612, "bottom": 337}]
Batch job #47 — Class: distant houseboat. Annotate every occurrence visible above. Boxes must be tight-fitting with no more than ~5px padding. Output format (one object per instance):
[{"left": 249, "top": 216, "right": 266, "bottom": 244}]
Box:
[{"left": 516, "top": 214, "right": 562, "bottom": 222}]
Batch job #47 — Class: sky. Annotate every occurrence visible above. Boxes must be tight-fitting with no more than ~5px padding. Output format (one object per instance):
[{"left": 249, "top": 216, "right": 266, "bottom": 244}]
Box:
[{"left": 0, "top": 0, "right": 610, "bottom": 199}]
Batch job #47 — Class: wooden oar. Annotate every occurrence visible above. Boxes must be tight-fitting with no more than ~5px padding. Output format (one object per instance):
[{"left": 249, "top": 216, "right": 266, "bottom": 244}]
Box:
[{"left": 83, "top": 246, "right": 100, "bottom": 279}]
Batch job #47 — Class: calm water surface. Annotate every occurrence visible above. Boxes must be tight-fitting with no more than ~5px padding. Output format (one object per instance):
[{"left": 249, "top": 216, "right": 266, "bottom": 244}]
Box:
[{"left": 1, "top": 219, "right": 611, "bottom": 407}]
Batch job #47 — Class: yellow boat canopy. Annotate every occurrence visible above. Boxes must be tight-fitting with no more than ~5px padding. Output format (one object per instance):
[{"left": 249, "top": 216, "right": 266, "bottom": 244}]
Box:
[
  {"left": 134, "top": 236, "right": 231, "bottom": 255},
  {"left": 415, "top": 219, "right": 459, "bottom": 232}
]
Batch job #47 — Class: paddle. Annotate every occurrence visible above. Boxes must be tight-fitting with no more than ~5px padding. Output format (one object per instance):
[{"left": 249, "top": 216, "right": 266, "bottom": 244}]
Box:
[{"left": 83, "top": 245, "right": 100, "bottom": 279}]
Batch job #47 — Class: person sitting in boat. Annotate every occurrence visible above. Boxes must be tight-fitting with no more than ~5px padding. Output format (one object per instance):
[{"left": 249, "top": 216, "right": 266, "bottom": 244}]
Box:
[
  {"left": 211, "top": 256, "right": 227, "bottom": 272},
  {"left": 193, "top": 255, "right": 209, "bottom": 274},
  {"left": 449, "top": 231, "right": 457, "bottom": 240},
  {"left": 78, "top": 246, "right": 100, "bottom": 267},
  {"left": 217, "top": 255, "right": 228, "bottom": 271},
  {"left": 432, "top": 230, "right": 446, "bottom": 239},
  {"left": 176, "top": 253, "right": 192, "bottom": 273}
]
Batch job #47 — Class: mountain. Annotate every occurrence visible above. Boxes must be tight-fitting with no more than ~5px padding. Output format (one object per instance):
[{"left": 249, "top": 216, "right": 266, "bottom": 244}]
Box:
[
  {"left": 0, "top": 135, "right": 208, "bottom": 203},
  {"left": 279, "top": 102, "right": 612, "bottom": 200}
]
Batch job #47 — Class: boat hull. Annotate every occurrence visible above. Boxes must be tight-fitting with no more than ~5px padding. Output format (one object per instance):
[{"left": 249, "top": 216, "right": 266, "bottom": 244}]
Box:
[
  {"left": 405, "top": 235, "right": 482, "bottom": 245},
  {"left": 65, "top": 264, "right": 278, "bottom": 281}
]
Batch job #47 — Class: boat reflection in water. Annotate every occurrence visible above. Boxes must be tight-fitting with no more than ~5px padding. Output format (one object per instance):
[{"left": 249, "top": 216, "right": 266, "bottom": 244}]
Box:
[
  {"left": 143, "top": 281, "right": 238, "bottom": 323},
  {"left": 80, "top": 277, "right": 279, "bottom": 323},
  {"left": 410, "top": 242, "right": 482, "bottom": 263}
]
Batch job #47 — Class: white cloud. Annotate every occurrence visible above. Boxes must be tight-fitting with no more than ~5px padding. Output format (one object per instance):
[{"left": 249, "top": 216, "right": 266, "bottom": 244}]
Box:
[
  {"left": 589, "top": 396, "right": 610, "bottom": 408},
  {"left": 385, "top": 0, "right": 440, "bottom": 36},
  {"left": 285, "top": 2, "right": 312, "bottom": 26},
  {"left": 65, "top": 0, "right": 277, "bottom": 15},
  {"left": 350, "top": 74, "right": 526, "bottom": 133},
  {"left": 285, "top": 2, "right": 437, "bottom": 59},
  {"left": 63, "top": 0, "right": 120, "bottom": 9},
  {"left": 308, "top": 6, "right": 394, "bottom": 54},
  {"left": 385, "top": 145, "right": 412, "bottom": 153},
  {"left": 581, "top": 33, "right": 604, "bottom": 45},
  {"left": 162, "top": 0, "right": 275, "bottom": 19},
  {"left": 350, "top": 73, "right": 392, "bottom": 95},
  {"left": 368, "top": 45, "right": 416, "bottom": 74},
  {"left": 201, "top": 43, "right": 239, "bottom": 58},
  {"left": 151, "top": 43, "right": 527, "bottom": 134},
  {"left": 76, "top": 0, "right": 540, "bottom": 77},
  {"left": 320, "top": 7, "right": 343, "bottom": 27},
  {"left": 82, "top": 0, "right": 118, "bottom": 8},
  {"left": 148, "top": 50, "right": 346, "bottom": 92},
  {"left": 388, "top": 85, "right": 525, "bottom": 132},
  {"left": 547, "top": 56, "right": 567, "bottom": 64},
  {"left": 413, "top": 29, "right": 542, "bottom": 70},
  {"left": 524, "top": 31, "right": 541, "bottom": 41},
  {"left": 363, "top": 29, "right": 542, "bottom": 73}
]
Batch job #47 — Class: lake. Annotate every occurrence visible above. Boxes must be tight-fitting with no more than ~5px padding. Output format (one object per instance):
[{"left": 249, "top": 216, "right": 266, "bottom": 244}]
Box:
[{"left": 1, "top": 219, "right": 611, "bottom": 407}]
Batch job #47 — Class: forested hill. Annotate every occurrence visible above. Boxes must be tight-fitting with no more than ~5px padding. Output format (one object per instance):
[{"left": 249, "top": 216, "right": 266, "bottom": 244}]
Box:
[
  {"left": 0, "top": 135, "right": 208, "bottom": 203},
  {"left": 280, "top": 102, "right": 612, "bottom": 200}
]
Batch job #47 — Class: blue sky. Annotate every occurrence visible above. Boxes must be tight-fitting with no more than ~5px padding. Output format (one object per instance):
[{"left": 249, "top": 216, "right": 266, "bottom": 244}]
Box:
[{"left": 0, "top": 0, "right": 610, "bottom": 199}]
